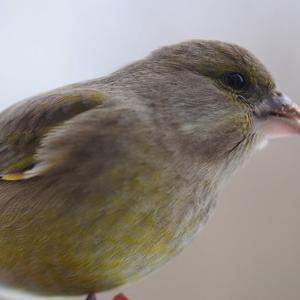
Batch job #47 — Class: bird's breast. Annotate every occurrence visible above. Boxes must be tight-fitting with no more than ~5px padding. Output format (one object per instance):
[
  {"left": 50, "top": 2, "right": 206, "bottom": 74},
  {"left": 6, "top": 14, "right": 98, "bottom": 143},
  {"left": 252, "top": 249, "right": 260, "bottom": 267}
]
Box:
[{"left": 0, "top": 148, "right": 217, "bottom": 294}]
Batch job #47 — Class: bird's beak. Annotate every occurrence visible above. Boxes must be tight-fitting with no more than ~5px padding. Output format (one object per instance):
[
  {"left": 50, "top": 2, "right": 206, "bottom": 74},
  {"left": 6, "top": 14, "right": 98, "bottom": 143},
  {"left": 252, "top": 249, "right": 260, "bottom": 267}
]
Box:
[{"left": 254, "top": 92, "right": 300, "bottom": 139}]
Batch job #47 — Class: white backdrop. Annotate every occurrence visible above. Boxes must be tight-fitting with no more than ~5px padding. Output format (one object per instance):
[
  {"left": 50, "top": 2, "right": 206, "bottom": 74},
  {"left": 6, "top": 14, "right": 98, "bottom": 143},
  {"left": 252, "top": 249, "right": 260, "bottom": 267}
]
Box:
[{"left": 1, "top": 1, "right": 300, "bottom": 300}]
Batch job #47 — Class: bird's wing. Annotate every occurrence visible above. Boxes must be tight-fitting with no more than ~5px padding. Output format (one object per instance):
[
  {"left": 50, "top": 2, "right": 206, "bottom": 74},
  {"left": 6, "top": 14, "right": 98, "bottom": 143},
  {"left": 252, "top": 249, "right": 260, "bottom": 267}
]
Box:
[{"left": 0, "top": 89, "right": 104, "bottom": 181}]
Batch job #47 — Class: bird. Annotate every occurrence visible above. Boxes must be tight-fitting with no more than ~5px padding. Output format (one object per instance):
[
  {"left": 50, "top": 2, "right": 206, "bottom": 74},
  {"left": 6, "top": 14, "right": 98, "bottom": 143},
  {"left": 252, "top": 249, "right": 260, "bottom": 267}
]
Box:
[{"left": 0, "top": 40, "right": 299, "bottom": 300}]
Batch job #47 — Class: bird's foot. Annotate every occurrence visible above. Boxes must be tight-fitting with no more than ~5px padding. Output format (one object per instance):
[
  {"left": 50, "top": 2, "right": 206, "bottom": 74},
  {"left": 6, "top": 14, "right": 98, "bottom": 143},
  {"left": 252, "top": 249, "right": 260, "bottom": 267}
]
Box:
[
  {"left": 85, "top": 292, "right": 130, "bottom": 300},
  {"left": 113, "top": 293, "right": 130, "bottom": 300},
  {"left": 86, "top": 293, "right": 97, "bottom": 300}
]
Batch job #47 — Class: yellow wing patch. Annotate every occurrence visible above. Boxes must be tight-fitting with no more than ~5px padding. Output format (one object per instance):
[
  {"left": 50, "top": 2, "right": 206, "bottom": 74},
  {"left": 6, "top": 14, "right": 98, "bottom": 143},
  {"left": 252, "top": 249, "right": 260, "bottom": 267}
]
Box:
[{"left": 0, "top": 173, "right": 26, "bottom": 181}]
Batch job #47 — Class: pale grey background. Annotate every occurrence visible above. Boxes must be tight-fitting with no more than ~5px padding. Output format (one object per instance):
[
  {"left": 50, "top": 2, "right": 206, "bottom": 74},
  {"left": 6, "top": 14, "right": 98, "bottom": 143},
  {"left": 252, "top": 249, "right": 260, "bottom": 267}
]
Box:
[{"left": 0, "top": 1, "right": 300, "bottom": 300}]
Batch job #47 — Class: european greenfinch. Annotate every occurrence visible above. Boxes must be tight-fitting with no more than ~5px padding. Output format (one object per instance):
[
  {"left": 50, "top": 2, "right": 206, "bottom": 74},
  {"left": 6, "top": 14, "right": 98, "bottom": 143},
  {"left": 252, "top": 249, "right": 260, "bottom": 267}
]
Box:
[{"left": 0, "top": 40, "right": 299, "bottom": 300}]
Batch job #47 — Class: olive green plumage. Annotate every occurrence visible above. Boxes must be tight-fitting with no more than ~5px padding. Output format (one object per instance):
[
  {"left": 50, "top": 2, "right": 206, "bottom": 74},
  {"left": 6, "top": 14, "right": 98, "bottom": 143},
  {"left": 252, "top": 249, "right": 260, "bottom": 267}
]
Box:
[{"left": 0, "top": 40, "right": 294, "bottom": 297}]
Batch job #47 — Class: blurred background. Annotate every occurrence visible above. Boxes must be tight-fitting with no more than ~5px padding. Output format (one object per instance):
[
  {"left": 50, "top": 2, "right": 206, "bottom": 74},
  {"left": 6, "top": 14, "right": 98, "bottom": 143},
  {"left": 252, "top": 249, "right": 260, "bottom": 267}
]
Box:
[{"left": 0, "top": 0, "right": 300, "bottom": 299}]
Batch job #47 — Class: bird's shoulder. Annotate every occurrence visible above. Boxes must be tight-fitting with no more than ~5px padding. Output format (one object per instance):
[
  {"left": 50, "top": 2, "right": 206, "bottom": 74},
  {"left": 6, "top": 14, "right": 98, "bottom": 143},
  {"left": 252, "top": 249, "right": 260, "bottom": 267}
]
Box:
[{"left": 0, "top": 88, "right": 114, "bottom": 181}]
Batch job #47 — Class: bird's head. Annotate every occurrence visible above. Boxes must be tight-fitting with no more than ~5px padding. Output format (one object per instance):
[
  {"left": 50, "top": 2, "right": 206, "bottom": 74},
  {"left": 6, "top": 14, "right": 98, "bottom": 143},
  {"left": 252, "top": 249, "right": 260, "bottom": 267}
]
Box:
[{"left": 142, "top": 40, "right": 300, "bottom": 162}]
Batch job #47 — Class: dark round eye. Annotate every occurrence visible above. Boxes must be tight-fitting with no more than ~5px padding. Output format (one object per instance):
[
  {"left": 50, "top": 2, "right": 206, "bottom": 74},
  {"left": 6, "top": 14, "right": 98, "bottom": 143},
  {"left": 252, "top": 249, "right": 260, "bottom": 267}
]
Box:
[{"left": 223, "top": 72, "right": 247, "bottom": 90}]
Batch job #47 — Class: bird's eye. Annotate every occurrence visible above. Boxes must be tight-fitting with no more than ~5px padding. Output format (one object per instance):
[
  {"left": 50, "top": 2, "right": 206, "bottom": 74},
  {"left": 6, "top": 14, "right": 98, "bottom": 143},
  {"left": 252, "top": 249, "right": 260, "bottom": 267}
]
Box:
[{"left": 223, "top": 72, "right": 247, "bottom": 90}]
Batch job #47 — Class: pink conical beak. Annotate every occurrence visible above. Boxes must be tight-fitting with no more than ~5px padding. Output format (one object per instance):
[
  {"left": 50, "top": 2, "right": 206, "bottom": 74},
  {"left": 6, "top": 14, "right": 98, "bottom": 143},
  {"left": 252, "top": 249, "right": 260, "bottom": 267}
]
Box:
[{"left": 255, "top": 93, "right": 300, "bottom": 139}]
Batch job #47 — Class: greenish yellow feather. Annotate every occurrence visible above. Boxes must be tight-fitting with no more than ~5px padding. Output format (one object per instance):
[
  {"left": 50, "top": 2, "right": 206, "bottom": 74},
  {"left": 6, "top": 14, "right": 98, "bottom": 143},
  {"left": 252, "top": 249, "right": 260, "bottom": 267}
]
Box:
[
  {"left": 6, "top": 155, "right": 35, "bottom": 172},
  {"left": 0, "top": 173, "right": 25, "bottom": 181}
]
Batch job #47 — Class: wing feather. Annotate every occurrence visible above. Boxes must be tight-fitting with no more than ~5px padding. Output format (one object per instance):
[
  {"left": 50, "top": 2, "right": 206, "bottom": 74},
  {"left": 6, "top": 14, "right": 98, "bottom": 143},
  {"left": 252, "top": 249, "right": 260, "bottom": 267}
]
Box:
[{"left": 0, "top": 89, "right": 104, "bottom": 180}]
